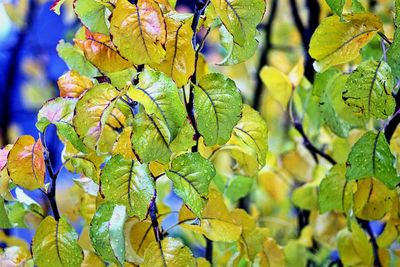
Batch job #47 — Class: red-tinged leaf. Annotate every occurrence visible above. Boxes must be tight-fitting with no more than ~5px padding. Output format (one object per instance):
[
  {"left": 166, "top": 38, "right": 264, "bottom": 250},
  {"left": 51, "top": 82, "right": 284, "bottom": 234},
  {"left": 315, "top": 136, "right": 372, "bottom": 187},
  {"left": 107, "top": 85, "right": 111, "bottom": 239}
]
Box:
[
  {"left": 7, "top": 136, "right": 45, "bottom": 190},
  {"left": 50, "top": 0, "right": 66, "bottom": 15},
  {"left": 57, "top": 70, "right": 93, "bottom": 98},
  {"left": 0, "top": 146, "right": 11, "bottom": 171},
  {"left": 75, "top": 29, "right": 132, "bottom": 73}
]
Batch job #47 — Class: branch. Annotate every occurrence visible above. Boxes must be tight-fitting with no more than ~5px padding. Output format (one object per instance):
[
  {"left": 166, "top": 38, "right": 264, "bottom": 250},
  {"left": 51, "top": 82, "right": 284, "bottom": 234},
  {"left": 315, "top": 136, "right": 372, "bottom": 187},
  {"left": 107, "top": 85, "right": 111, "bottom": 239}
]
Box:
[
  {"left": 149, "top": 191, "right": 166, "bottom": 265},
  {"left": 187, "top": 0, "right": 210, "bottom": 152},
  {"left": 293, "top": 120, "right": 337, "bottom": 165},
  {"left": 384, "top": 84, "right": 400, "bottom": 142},
  {"left": 40, "top": 131, "right": 60, "bottom": 221},
  {"left": 252, "top": 0, "right": 278, "bottom": 109},
  {"left": 205, "top": 237, "right": 213, "bottom": 263},
  {"left": 357, "top": 219, "right": 382, "bottom": 267},
  {"left": 289, "top": 0, "right": 320, "bottom": 81},
  {"left": 378, "top": 32, "right": 393, "bottom": 45}
]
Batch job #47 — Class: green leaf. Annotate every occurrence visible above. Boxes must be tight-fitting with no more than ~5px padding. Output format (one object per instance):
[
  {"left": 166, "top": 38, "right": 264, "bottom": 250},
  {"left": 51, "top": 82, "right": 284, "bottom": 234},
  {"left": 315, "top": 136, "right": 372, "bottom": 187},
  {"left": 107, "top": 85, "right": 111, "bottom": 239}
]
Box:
[
  {"left": 351, "top": 0, "right": 365, "bottom": 13},
  {"left": 32, "top": 216, "right": 83, "bottom": 267},
  {"left": 319, "top": 163, "right": 353, "bottom": 213},
  {"left": 90, "top": 202, "right": 126, "bottom": 265},
  {"left": 325, "top": 0, "right": 345, "bottom": 18},
  {"left": 346, "top": 131, "right": 400, "bottom": 189},
  {"left": 73, "top": 83, "right": 122, "bottom": 152},
  {"left": 100, "top": 155, "right": 154, "bottom": 219},
  {"left": 169, "top": 118, "right": 196, "bottom": 153},
  {"left": 292, "top": 183, "right": 318, "bottom": 210},
  {"left": 342, "top": 60, "right": 395, "bottom": 120},
  {"left": 210, "top": 0, "right": 265, "bottom": 47},
  {"left": 36, "top": 97, "right": 87, "bottom": 153},
  {"left": 56, "top": 40, "right": 99, "bottom": 77},
  {"left": 225, "top": 175, "right": 253, "bottom": 203},
  {"left": 337, "top": 221, "right": 374, "bottom": 266},
  {"left": 131, "top": 111, "right": 172, "bottom": 164},
  {"left": 166, "top": 153, "right": 216, "bottom": 217},
  {"left": 284, "top": 241, "right": 307, "bottom": 267},
  {"left": 128, "top": 70, "right": 186, "bottom": 141},
  {"left": 319, "top": 74, "right": 353, "bottom": 138},
  {"left": 108, "top": 68, "right": 137, "bottom": 89},
  {"left": 219, "top": 24, "right": 258, "bottom": 65},
  {"left": 110, "top": 0, "right": 166, "bottom": 65},
  {"left": 230, "top": 104, "right": 268, "bottom": 165},
  {"left": 309, "top": 13, "right": 382, "bottom": 72},
  {"left": 193, "top": 73, "right": 242, "bottom": 146},
  {"left": 0, "top": 197, "right": 12, "bottom": 228},
  {"left": 73, "top": 0, "right": 108, "bottom": 35},
  {"left": 142, "top": 237, "right": 195, "bottom": 267},
  {"left": 387, "top": 0, "right": 400, "bottom": 80},
  {"left": 6, "top": 201, "right": 29, "bottom": 228}
]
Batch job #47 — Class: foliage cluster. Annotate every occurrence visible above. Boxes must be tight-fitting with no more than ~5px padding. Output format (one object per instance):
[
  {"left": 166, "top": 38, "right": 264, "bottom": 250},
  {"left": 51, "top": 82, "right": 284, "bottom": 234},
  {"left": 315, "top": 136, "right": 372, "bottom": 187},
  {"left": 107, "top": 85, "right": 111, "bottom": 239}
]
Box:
[{"left": 1, "top": 0, "right": 400, "bottom": 266}]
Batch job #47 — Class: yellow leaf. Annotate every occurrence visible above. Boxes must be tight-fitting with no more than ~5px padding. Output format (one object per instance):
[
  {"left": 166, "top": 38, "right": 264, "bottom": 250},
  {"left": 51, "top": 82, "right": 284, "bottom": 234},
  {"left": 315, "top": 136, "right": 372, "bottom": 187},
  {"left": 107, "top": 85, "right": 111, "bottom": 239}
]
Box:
[
  {"left": 258, "top": 170, "right": 289, "bottom": 203},
  {"left": 7, "top": 136, "right": 45, "bottom": 190},
  {"left": 311, "top": 212, "right": 346, "bottom": 249},
  {"left": 142, "top": 237, "right": 195, "bottom": 267},
  {"left": 0, "top": 231, "right": 30, "bottom": 262},
  {"left": 288, "top": 58, "right": 304, "bottom": 87},
  {"left": 353, "top": 178, "right": 396, "bottom": 220},
  {"left": 179, "top": 190, "right": 242, "bottom": 242},
  {"left": 75, "top": 29, "right": 132, "bottom": 73},
  {"left": 81, "top": 251, "right": 105, "bottom": 267},
  {"left": 196, "top": 258, "right": 211, "bottom": 267},
  {"left": 337, "top": 221, "right": 374, "bottom": 267},
  {"left": 57, "top": 70, "right": 93, "bottom": 98},
  {"left": 231, "top": 209, "right": 269, "bottom": 261},
  {"left": 259, "top": 238, "right": 285, "bottom": 267},
  {"left": 155, "top": 14, "right": 195, "bottom": 88},
  {"left": 377, "top": 220, "right": 400, "bottom": 248},
  {"left": 125, "top": 218, "right": 155, "bottom": 265},
  {"left": 260, "top": 66, "right": 292, "bottom": 108},
  {"left": 110, "top": 0, "right": 166, "bottom": 65},
  {"left": 309, "top": 13, "right": 382, "bottom": 72},
  {"left": 112, "top": 127, "right": 137, "bottom": 160}
]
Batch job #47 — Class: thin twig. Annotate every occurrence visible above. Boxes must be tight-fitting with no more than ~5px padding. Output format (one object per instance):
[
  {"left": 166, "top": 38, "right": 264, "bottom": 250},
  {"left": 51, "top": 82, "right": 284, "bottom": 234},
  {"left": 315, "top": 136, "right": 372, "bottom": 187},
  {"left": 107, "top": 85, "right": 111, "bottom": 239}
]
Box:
[
  {"left": 378, "top": 32, "right": 393, "bottom": 45},
  {"left": 357, "top": 219, "right": 382, "bottom": 267},
  {"left": 293, "top": 121, "right": 337, "bottom": 165},
  {"left": 252, "top": 0, "right": 278, "bottom": 109},
  {"left": 40, "top": 130, "right": 60, "bottom": 221},
  {"left": 149, "top": 190, "right": 166, "bottom": 266},
  {"left": 188, "top": 0, "right": 210, "bottom": 153}
]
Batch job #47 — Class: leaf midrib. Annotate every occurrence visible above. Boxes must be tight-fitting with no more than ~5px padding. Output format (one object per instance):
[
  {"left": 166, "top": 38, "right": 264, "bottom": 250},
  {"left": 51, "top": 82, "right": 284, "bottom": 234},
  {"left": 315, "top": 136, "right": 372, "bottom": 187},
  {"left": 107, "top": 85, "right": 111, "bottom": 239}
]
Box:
[
  {"left": 196, "top": 84, "right": 220, "bottom": 142},
  {"left": 318, "top": 29, "right": 376, "bottom": 62}
]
